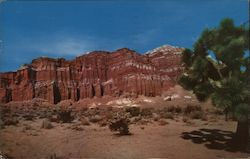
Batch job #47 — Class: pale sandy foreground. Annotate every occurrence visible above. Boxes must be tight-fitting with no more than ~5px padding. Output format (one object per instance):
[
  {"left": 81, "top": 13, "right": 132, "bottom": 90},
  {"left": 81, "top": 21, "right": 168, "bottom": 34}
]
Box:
[{"left": 0, "top": 118, "right": 249, "bottom": 159}]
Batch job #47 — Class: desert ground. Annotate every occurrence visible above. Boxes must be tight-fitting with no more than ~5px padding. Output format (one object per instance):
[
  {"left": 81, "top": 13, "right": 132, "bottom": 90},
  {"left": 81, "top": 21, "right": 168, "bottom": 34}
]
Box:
[
  {"left": 1, "top": 117, "right": 249, "bottom": 159},
  {"left": 0, "top": 86, "right": 249, "bottom": 159}
]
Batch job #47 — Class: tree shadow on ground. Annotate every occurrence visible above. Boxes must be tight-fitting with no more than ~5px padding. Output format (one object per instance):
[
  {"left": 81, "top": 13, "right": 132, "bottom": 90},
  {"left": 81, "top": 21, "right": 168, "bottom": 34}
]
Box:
[
  {"left": 181, "top": 128, "right": 247, "bottom": 152},
  {"left": 113, "top": 132, "right": 133, "bottom": 137}
]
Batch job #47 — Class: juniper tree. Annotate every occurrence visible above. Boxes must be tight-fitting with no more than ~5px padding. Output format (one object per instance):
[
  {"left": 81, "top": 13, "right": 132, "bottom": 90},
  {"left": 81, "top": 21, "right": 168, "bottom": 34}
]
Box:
[{"left": 179, "top": 18, "right": 250, "bottom": 148}]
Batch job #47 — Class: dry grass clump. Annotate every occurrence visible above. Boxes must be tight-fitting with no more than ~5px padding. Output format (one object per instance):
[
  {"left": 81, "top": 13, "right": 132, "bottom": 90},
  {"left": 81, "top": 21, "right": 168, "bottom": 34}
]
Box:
[
  {"left": 182, "top": 104, "right": 207, "bottom": 120},
  {"left": 140, "top": 107, "right": 154, "bottom": 117},
  {"left": 183, "top": 104, "right": 201, "bottom": 114},
  {"left": 158, "top": 107, "right": 175, "bottom": 119},
  {"left": 56, "top": 108, "right": 74, "bottom": 123},
  {"left": 161, "top": 112, "right": 174, "bottom": 119},
  {"left": 125, "top": 106, "right": 140, "bottom": 117},
  {"left": 108, "top": 110, "right": 131, "bottom": 135},
  {"left": 189, "top": 111, "right": 204, "bottom": 119},
  {"left": 166, "top": 105, "right": 182, "bottom": 114},
  {"left": 3, "top": 117, "right": 19, "bottom": 126},
  {"left": 109, "top": 118, "right": 130, "bottom": 135}
]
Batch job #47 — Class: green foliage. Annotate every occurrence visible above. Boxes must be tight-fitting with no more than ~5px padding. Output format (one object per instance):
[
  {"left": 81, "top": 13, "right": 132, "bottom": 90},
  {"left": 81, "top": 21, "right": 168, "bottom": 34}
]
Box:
[
  {"left": 182, "top": 49, "right": 193, "bottom": 67},
  {"left": 179, "top": 18, "right": 250, "bottom": 121},
  {"left": 235, "top": 103, "right": 250, "bottom": 122}
]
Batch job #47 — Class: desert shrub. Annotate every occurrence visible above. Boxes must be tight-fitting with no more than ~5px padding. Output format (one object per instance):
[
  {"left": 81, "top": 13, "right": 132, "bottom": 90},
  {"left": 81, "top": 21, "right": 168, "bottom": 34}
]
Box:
[
  {"left": 184, "top": 104, "right": 202, "bottom": 114},
  {"left": 109, "top": 118, "right": 130, "bottom": 135},
  {"left": 89, "top": 115, "right": 102, "bottom": 123},
  {"left": 126, "top": 106, "right": 140, "bottom": 117},
  {"left": 140, "top": 107, "right": 153, "bottom": 117},
  {"left": 41, "top": 119, "right": 53, "bottom": 129},
  {"left": 1, "top": 106, "right": 11, "bottom": 114},
  {"left": 39, "top": 110, "right": 53, "bottom": 119},
  {"left": 102, "top": 111, "right": 113, "bottom": 121},
  {"left": 57, "top": 108, "right": 73, "bottom": 123},
  {"left": 3, "top": 117, "right": 19, "bottom": 126},
  {"left": 173, "top": 106, "right": 182, "bottom": 113},
  {"left": 161, "top": 112, "right": 174, "bottom": 119},
  {"left": 167, "top": 105, "right": 182, "bottom": 113},
  {"left": 87, "top": 107, "right": 100, "bottom": 116},
  {"left": 189, "top": 111, "right": 204, "bottom": 119},
  {"left": 22, "top": 113, "right": 34, "bottom": 120}
]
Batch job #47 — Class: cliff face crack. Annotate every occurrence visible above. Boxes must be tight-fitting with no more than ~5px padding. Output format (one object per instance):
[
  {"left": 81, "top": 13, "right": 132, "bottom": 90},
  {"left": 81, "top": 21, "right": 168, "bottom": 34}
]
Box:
[
  {"left": 0, "top": 45, "right": 184, "bottom": 104},
  {"left": 53, "top": 83, "right": 61, "bottom": 104}
]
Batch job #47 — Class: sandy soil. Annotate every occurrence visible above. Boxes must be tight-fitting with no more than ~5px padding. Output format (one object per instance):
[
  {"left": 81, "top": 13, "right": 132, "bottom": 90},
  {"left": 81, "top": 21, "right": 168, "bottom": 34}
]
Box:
[
  {"left": 0, "top": 86, "right": 249, "bottom": 159},
  {"left": 0, "top": 117, "right": 249, "bottom": 159}
]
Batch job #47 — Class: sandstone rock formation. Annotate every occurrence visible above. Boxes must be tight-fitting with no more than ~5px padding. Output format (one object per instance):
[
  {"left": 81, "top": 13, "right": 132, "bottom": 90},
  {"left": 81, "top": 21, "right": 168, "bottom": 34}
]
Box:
[{"left": 0, "top": 45, "right": 184, "bottom": 104}]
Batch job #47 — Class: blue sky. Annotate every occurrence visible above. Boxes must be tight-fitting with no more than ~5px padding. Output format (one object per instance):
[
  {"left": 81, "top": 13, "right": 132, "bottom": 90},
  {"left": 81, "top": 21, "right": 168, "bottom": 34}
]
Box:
[{"left": 0, "top": 0, "right": 248, "bottom": 72}]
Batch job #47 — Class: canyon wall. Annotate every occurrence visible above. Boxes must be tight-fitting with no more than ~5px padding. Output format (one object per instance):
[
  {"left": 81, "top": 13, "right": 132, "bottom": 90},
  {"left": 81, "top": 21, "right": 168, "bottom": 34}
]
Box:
[{"left": 0, "top": 45, "right": 184, "bottom": 104}]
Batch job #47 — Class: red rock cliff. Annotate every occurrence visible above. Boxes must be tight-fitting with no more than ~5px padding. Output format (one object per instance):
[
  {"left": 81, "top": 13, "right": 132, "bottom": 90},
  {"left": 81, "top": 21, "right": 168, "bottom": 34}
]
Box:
[{"left": 0, "top": 45, "right": 184, "bottom": 104}]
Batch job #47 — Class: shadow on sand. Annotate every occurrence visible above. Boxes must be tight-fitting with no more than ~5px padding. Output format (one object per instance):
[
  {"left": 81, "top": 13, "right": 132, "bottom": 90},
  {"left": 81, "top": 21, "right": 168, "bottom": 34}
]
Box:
[
  {"left": 181, "top": 128, "right": 248, "bottom": 152},
  {"left": 113, "top": 132, "right": 133, "bottom": 137}
]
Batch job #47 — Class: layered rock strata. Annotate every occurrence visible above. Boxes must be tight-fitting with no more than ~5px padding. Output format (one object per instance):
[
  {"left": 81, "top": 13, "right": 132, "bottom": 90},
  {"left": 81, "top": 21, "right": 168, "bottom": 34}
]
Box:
[{"left": 0, "top": 45, "right": 184, "bottom": 104}]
